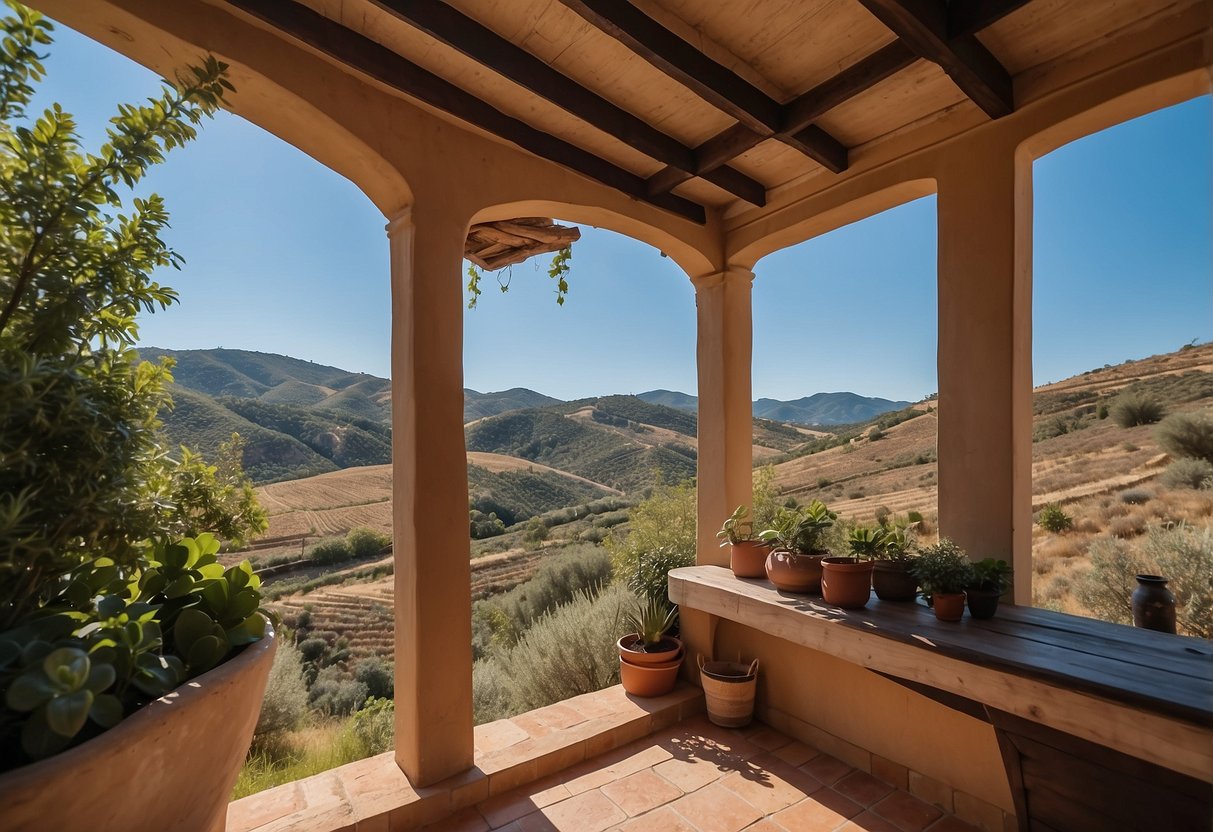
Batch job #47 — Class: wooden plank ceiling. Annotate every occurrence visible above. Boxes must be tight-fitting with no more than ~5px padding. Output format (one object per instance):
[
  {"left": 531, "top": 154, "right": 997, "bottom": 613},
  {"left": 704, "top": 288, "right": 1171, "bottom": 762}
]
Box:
[{"left": 220, "top": 0, "right": 1167, "bottom": 224}]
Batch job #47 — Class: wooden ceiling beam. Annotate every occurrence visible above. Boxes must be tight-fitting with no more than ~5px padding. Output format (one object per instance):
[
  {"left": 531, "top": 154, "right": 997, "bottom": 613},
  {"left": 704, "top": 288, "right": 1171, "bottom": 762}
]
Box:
[
  {"left": 949, "top": 0, "right": 1035, "bottom": 39},
  {"left": 370, "top": 0, "right": 766, "bottom": 206},
  {"left": 556, "top": 0, "right": 782, "bottom": 134},
  {"left": 646, "top": 42, "right": 915, "bottom": 196},
  {"left": 222, "top": 0, "right": 705, "bottom": 223},
  {"left": 858, "top": 0, "right": 1013, "bottom": 118}
]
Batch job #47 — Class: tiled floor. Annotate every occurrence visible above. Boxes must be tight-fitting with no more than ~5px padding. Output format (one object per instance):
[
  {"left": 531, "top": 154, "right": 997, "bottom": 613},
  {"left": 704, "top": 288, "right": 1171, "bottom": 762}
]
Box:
[{"left": 422, "top": 716, "right": 978, "bottom": 832}]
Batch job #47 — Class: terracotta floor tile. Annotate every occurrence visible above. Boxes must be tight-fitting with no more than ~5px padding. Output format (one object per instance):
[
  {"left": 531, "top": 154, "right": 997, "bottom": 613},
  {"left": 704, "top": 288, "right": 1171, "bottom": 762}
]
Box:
[
  {"left": 745, "top": 728, "right": 792, "bottom": 752},
  {"left": 423, "top": 807, "right": 489, "bottom": 831},
  {"left": 600, "top": 770, "right": 683, "bottom": 817},
  {"left": 838, "top": 810, "right": 905, "bottom": 832},
  {"left": 614, "top": 806, "right": 699, "bottom": 832},
  {"left": 800, "top": 753, "right": 855, "bottom": 787},
  {"left": 871, "top": 791, "right": 945, "bottom": 832},
  {"left": 536, "top": 790, "right": 626, "bottom": 832},
  {"left": 477, "top": 720, "right": 532, "bottom": 754},
  {"left": 670, "top": 782, "right": 764, "bottom": 832},
  {"left": 478, "top": 777, "right": 571, "bottom": 828},
  {"left": 719, "top": 768, "right": 817, "bottom": 816},
  {"left": 771, "top": 788, "right": 864, "bottom": 830},
  {"left": 653, "top": 754, "right": 729, "bottom": 792},
  {"left": 515, "top": 812, "right": 558, "bottom": 832},
  {"left": 741, "top": 821, "right": 787, "bottom": 832},
  {"left": 562, "top": 743, "right": 671, "bottom": 795},
  {"left": 772, "top": 741, "right": 817, "bottom": 768},
  {"left": 834, "top": 771, "right": 895, "bottom": 807},
  {"left": 924, "top": 816, "right": 980, "bottom": 832}
]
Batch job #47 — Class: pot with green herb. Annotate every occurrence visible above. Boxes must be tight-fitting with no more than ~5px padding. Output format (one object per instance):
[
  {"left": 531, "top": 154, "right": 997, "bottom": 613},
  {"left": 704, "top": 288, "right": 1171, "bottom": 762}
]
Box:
[
  {"left": 911, "top": 539, "right": 974, "bottom": 622},
  {"left": 717, "top": 505, "right": 770, "bottom": 578},
  {"left": 759, "top": 501, "right": 837, "bottom": 593},
  {"left": 966, "top": 558, "right": 1013, "bottom": 619},
  {"left": 871, "top": 524, "right": 919, "bottom": 602},
  {"left": 618, "top": 598, "right": 684, "bottom": 697},
  {"left": 821, "top": 526, "right": 878, "bottom": 609}
]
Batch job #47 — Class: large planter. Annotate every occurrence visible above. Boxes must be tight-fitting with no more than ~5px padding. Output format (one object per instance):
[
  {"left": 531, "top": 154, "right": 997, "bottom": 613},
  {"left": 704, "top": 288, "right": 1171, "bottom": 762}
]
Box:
[
  {"left": 765, "top": 549, "right": 825, "bottom": 593},
  {"left": 872, "top": 560, "right": 918, "bottom": 602},
  {"left": 620, "top": 649, "right": 683, "bottom": 698},
  {"left": 617, "top": 634, "right": 683, "bottom": 666},
  {"left": 821, "top": 557, "right": 875, "bottom": 609},
  {"left": 729, "top": 541, "right": 770, "bottom": 579},
  {"left": 1131, "top": 574, "right": 1177, "bottom": 634},
  {"left": 966, "top": 588, "right": 1002, "bottom": 620},
  {"left": 0, "top": 626, "right": 277, "bottom": 832},
  {"left": 698, "top": 656, "right": 758, "bottom": 728}
]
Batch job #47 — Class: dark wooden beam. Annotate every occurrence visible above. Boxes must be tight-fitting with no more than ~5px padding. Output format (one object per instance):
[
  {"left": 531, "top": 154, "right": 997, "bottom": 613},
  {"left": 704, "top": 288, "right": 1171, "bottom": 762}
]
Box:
[
  {"left": 646, "top": 43, "right": 916, "bottom": 196},
  {"left": 949, "top": 0, "right": 1034, "bottom": 39},
  {"left": 858, "top": 0, "right": 1013, "bottom": 117},
  {"left": 556, "top": 0, "right": 782, "bottom": 134},
  {"left": 370, "top": 0, "right": 765, "bottom": 206},
  {"left": 222, "top": 0, "right": 705, "bottom": 223}
]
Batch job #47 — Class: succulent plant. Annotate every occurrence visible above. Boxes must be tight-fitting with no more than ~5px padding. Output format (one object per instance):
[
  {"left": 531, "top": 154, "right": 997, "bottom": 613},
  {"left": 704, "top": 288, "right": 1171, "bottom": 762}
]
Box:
[{"left": 622, "top": 597, "right": 678, "bottom": 648}]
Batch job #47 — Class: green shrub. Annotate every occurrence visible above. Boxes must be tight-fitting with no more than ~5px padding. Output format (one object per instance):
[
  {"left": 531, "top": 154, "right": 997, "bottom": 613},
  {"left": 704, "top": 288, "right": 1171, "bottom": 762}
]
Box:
[
  {"left": 1097, "top": 403, "right": 1109, "bottom": 420},
  {"left": 1160, "top": 458, "right": 1213, "bottom": 490},
  {"left": 298, "top": 636, "right": 329, "bottom": 663},
  {"left": 255, "top": 640, "right": 309, "bottom": 737},
  {"left": 607, "top": 482, "right": 696, "bottom": 604},
  {"left": 1119, "top": 489, "right": 1152, "bottom": 505},
  {"left": 1077, "top": 525, "right": 1213, "bottom": 638},
  {"left": 349, "top": 697, "right": 394, "bottom": 755},
  {"left": 309, "top": 671, "right": 369, "bottom": 716},
  {"left": 472, "top": 584, "right": 633, "bottom": 722},
  {"left": 1110, "top": 392, "right": 1164, "bottom": 428},
  {"left": 1037, "top": 503, "right": 1073, "bottom": 533},
  {"left": 353, "top": 657, "right": 393, "bottom": 700},
  {"left": 308, "top": 537, "right": 352, "bottom": 565},
  {"left": 1155, "top": 411, "right": 1213, "bottom": 464},
  {"left": 346, "top": 527, "right": 389, "bottom": 558}
]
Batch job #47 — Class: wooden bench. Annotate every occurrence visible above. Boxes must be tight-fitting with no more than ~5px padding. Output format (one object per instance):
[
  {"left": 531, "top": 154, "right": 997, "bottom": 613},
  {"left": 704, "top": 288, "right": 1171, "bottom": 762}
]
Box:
[{"left": 669, "top": 566, "right": 1213, "bottom": 831}]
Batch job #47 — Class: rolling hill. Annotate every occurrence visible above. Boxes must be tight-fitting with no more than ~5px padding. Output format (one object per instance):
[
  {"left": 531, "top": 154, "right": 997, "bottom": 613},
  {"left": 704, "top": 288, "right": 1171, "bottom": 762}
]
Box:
[{"left": 637, "top": 389, "right": 911, "bottom": 425}]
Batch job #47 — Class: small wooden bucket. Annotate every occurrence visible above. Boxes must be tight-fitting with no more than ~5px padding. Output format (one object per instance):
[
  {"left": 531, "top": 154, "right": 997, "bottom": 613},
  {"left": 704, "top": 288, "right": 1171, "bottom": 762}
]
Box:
[{"left": 698, "top": 655, "right": 759, "bottom": 728}]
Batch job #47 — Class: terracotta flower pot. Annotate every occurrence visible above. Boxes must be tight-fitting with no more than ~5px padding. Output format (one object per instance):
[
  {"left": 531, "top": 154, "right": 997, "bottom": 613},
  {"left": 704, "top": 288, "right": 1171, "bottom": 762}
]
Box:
[
  {"left": 872, "top": 560, "right": 918, "bottom": 602},
  {"left": 933, "top": 592, "right": 967, "bottom": 622},
  {"left": 617, "top": 634, "right": 683, "bottom": 666},
  {"left": 965, "top": 588, "right": 1001, "bottom": 620},
  {"left": 620, "top": 649, "right": 683, "bottom": 697},
  {"left": 0, "top": 626, "right": 277, "bottom": 832},
  {"left": 765, "top": 549, "right": 825, "bottom": 593},
  {"left": 729, "top": 540, "right": 770, "bottom": 578},
  {"left": 821, "top": 557, "right": 875, "bottom": 609}
]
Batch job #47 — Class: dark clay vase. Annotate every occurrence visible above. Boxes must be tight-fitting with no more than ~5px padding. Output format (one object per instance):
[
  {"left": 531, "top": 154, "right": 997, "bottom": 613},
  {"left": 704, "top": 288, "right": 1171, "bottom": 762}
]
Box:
[
  {"left": 965, "top": 588, "right": 1001, "bottom": 620},
  {"left": 1131, "top": 574, "right": 1176, "bottom": 634},
  {"left": 872, "top": 560, "right": 918, "bottom": 601}
]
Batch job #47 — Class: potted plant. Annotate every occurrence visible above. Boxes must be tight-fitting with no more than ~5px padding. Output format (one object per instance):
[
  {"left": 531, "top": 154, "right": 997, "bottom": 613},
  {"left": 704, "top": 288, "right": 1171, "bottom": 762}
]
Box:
[
  {"left": 821, "top": 526, "right": 878, "bottom": 609},
  {"left": 871, "top": 524, "right": 919, "bottom": 602},
  {"left": 759, "top": 501, "right": 837, "bottom": 593},
  {"left": 912, "top": 539, "right": 973, "bottom": 622},
  {"left": 717, "top": 505, "right": 770, "bottom": 578},
  {"left": 619, "top": 599, "right": 683, "bottom": 697},
  {"left": 966, "top": 558, "right": 1013, "bottom": 619}
]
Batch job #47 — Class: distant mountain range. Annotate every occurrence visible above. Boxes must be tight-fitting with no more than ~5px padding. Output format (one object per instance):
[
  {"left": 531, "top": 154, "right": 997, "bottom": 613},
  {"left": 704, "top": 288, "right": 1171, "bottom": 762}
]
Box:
[
  {"left": 139, "top": 348, "right": 910, "bottom": 483},
  {"left": 637, "top": 389, "right": 911, "bottom": 426}
]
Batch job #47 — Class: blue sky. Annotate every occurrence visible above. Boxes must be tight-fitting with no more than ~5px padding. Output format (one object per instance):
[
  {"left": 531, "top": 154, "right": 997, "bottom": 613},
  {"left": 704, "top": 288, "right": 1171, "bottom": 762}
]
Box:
[{"left": 30, "top": 18, "right": 1212, "bottom": 402}]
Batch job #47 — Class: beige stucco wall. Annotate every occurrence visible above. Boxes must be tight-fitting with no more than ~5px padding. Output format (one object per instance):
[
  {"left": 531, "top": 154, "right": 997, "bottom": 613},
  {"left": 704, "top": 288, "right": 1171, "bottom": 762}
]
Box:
[{"left": 700, "top": 612, "right": 1014, "bottom": 813}]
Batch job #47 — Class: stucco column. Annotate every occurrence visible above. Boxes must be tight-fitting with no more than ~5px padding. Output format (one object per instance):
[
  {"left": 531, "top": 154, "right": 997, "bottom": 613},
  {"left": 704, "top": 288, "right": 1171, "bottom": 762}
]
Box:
[
  {"left": 387, "top": 206, "right": 474, "bottom": 786},
  {"left": 693, "top": 268, "right": 755, "bottom": 566},
  {"left": 935, "top": 139, "right": 1034, "bottom": 603}
]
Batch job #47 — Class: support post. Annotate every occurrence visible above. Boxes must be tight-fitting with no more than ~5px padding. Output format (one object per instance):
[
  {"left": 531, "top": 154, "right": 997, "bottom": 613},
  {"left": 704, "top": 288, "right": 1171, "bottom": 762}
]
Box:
[
  {"left": 693, "top": 268, "right": 755, "bottom": 566},
  {"left": 935, "top": 139, "right": 1034, "bottom": 603},
  {"left": 387, "top": 206, "right": 475, "bottom": 786}
]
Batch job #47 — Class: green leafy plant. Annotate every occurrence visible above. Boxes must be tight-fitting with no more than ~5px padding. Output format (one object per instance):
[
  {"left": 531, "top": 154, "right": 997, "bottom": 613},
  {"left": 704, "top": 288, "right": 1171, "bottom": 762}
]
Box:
[
  {"left": 968, "top": 558, "right": 1013, "bottom": 593},
  {"left": 1155, "top": 411, "right": 1213, "bottom": 464},
  {"left": 621, "top": 597, "right": 677, "bottom": 649},
  {"left": 1109, "top": 392, "right": 1164, "bottom": 428},
  {"left": 876, "top": 525, "right": 916, "bottom": 562},
  {"left": 846, "top": 526, "right": 882, "bottom": 560},
  {"left": 759, "top": 500, "right": 836, "bottom": 554},
  {"left": 1037, "top": 503, "right": 1073, "bottom": 533},
  {"left": 717, "top": 505, "right": 756, "bottom": 546},
  {"left": 911, "top": 539, "right": 973, "bottom": 598}
]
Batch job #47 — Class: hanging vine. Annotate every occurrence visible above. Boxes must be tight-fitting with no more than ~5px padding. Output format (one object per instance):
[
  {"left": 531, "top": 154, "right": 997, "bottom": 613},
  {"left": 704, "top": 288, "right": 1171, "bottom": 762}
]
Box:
[{"left": 466, "top": 245, "right": 573, "bottom": 309}]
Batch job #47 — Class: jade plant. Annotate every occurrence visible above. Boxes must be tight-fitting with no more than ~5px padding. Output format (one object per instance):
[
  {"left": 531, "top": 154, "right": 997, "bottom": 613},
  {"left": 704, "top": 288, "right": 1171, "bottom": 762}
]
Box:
[
  {"left": 760, "top": 500, "right": 837, "bottom": 554},
  {"left": 846, "top": 526, "right": 883, "bottom": 560},
  {"left": 0, "top": 535, "right": 271, "bottom": 765}
]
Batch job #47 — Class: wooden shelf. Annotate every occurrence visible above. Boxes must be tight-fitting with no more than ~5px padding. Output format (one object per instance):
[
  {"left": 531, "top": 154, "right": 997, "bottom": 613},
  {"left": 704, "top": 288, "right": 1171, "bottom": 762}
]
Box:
[{"left": 668, "top": 566, "right": 1213, "bottom": 784}]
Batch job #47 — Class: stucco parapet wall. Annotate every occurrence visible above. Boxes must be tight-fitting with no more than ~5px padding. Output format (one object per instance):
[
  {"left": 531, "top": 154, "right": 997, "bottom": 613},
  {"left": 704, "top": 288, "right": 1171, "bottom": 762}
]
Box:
[{"left": 226, "top": 683, "right": 704, "bottom": 832}]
